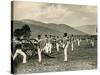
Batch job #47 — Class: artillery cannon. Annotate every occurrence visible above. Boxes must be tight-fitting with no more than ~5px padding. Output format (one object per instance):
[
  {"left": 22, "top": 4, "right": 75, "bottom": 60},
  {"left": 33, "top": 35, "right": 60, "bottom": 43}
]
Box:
[{"left": 12, "top": 38, "right": 56, "bottom": 60}]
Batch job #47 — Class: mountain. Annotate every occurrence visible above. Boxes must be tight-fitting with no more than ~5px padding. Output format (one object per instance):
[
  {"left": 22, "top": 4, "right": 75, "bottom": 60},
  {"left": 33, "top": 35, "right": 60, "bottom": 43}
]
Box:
[
  {"left": 74, "top": 25, "right": 97, "bottom": 35},
  {"left": 12, "top": 20, "right": 61, "bottom": 38},
  {"left": 12, "top": 19, "right": 86, "bottom": 38},
  {"left": 21, "top": 19, "right": 86, "bottom": 35}
]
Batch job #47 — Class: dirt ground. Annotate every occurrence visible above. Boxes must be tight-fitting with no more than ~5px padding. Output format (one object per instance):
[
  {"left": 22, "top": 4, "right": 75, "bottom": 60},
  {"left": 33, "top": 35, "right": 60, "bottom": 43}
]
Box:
[{"left": 13, "top": 40, "right": 97, "bottom": 74}]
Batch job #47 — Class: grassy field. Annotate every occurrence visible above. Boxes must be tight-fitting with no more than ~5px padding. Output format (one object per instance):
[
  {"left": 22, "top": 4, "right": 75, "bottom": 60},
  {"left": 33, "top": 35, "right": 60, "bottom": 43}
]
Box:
[{"left": 13, "top": 39, "right": 97, "bottom": 74}]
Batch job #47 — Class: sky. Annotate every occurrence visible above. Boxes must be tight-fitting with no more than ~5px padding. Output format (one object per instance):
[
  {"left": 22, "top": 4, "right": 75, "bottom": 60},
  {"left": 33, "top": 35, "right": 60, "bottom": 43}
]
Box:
[{"left": 12, "top": 1, "right": 97, "bottom": 27}]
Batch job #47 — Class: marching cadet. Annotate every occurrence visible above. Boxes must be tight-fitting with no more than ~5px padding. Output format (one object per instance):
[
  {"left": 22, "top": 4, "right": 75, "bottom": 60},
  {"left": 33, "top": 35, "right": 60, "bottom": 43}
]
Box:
[
  {"left": 70, "top": 34, "right": 74, "bottom": 51},
  {"left": 63, "top": 33, "right": 70, "bottom": 62},
  {"left": 47, "top": 34, "right": 53, "bottom": 53},
  {"left": 36, "top": 35, "right": 42, "bottom": 63},
  {"left": 90, "top": 39, "right": 94, "bottom": 47},
  {"left": 90, "top": 36, "right": 94, "bottom": 47},
  {"left": 13, "top": 37, "right": 27, "bottom": 63},
  {"left": 56, "top": 36, "right": 60, "bottom": 52},
  {"left": 77, "top": 37, "right": 82, "bottom": 47},
  {"left": 43, "top": 34, "right": 50, "bottom": 53},
  {"left": 36, "top": 34, "right": 49, "bottom": 63},
  {"left": 44, "top": 34, "right": 53, "bottom": 54},
  {"left": 52, "top": 35, "right": 57, "bottom": 49}
]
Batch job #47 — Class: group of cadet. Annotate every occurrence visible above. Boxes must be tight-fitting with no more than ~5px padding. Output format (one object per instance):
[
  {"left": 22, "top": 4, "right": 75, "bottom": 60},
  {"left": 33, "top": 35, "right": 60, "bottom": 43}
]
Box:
[{"left": 12, "top": 33, "right": 95, "bottom": 64}]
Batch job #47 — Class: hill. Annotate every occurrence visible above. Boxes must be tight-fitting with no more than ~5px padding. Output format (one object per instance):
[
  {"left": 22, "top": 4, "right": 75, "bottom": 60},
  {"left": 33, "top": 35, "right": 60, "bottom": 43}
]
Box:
[
  {"left": 74, "top": 25, "right": 97, "bottom": 35},
  {"left": 21, "top": 19, "right": 86, "bottom": 35},
  {"left": 12, "top": 19, "right": 86, "bottom": 38}
]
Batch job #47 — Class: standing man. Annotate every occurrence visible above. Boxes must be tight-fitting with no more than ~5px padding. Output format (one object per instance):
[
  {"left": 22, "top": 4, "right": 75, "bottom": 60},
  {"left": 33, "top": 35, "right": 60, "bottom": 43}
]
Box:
[
  {"left": 77, "top": 38, "right": 82, "bottom": 47},
  {"left": 36, "top": 35, "right": 42, "bottom": 63},
  {"left": 70, "top": 34, "right": 74, "bottom": 51},
  {"left": 13, "top": 37, "right": 27, "bottom": 63},
  {"left": 47, "top": 34, "right": 53, "bottom": 53},
  {"left": 36, "top": 34, "right": 49, "bottom": 63},
  {"left": 90, "top": 36, "right": 94, "bottom": 47},
  {"left": 63, "top": 33, "right": 70, "bottom": 62},
  {"left": 43, "top": 34, "right": 49, "bottom": 53},
  {"left": 56, "top": 36, "right": 60, "bottom": 52}
]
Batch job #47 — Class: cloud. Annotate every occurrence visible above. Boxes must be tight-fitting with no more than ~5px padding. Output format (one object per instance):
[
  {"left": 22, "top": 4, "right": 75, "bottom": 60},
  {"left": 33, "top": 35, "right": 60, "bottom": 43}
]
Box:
[
  {"left": 13, "top": 1, "right": 97, "bottom": 27},
  {"left": 83, "top": 6, "right": 97, "bottom": 13},
  {"left": 39, "top": 5, "right": 73, "bottom": 21}
]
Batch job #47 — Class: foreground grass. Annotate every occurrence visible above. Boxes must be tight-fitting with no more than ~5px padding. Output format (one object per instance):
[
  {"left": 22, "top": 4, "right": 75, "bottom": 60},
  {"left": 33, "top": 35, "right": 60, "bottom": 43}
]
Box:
[{"left": 13, "top": 40, "right": 97, "bottom": 74}]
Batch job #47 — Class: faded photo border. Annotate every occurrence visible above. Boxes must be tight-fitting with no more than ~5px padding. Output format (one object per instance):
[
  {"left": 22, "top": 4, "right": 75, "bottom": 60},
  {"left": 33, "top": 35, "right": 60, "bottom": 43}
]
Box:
[{"left": 0, "top": 0, "right": 100, "bottom": 75}]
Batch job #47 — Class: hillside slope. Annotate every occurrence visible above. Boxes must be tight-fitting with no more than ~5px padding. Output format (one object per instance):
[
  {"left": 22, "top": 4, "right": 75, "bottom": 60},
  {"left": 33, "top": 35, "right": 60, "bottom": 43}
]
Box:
[
  {"left": 74, "top": 25, "right": 97, "bottom": 35},
  {"left": 12, "top": 20, "right": 86, "bottom": 38}
]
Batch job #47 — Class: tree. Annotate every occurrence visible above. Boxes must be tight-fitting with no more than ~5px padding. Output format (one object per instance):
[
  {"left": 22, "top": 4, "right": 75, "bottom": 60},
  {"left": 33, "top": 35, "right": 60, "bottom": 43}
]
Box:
[
  {"left": 21, "top": 24, "right": 31, "bottom": 38},
  {"left": 14, "top": 29, "right": 23, "bottom": 39}
]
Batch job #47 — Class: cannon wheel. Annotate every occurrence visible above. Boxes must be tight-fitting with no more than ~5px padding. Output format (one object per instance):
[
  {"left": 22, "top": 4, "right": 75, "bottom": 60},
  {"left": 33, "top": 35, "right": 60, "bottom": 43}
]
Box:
[{"left": 22, "top": 39, "right": 56, "bottom": 58}]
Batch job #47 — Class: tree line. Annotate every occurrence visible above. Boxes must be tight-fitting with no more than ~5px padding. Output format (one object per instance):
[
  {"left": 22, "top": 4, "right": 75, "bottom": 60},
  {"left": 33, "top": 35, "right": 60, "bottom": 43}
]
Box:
[{"left": 14, "top": 24, "right": 31, "bottom": 40}]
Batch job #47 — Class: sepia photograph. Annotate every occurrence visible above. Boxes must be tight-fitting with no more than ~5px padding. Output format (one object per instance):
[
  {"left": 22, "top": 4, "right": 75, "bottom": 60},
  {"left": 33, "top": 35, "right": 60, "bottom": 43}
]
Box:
[{"left": 11, "top": 1, "right": 97, "bottom": 74}]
